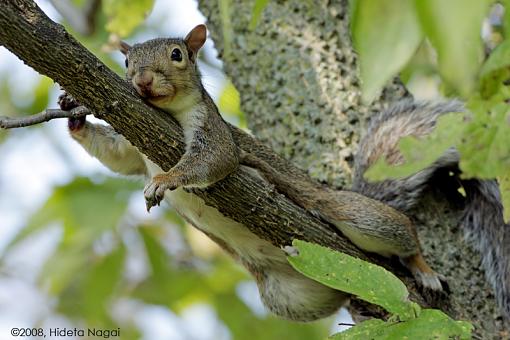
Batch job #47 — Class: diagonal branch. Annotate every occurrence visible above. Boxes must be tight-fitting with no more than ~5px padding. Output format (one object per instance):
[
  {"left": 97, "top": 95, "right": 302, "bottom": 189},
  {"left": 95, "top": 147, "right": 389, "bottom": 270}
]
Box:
[{"left": 0, "top": 0, "right": 444, "bottom": 314}]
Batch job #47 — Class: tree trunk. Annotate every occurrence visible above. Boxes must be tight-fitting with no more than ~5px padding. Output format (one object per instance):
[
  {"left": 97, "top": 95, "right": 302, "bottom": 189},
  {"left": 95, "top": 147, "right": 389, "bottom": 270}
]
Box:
[{"left": 198, "top": 0, "right": 509, "bottom": 337}]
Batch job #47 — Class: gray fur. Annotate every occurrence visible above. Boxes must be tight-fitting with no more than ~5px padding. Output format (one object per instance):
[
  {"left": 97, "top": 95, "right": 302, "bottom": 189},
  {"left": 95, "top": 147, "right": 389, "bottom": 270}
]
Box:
[
  {"left": 353, "top": 100, "right": 464, "bottom": 211},
  {"left": 353, "top": 99, "right": 510, "bottom": 318},
  {"left": 462, "top": 179, "right": 510, "bottom": 317}
]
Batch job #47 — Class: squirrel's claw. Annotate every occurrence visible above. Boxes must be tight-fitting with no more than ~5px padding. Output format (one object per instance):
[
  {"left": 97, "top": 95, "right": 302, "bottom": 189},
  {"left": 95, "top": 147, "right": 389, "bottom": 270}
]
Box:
[
  {"left": 413, "top": 270, "right": 444, "bottom": 292},
  {"left": 401, "top": 253, "right": 445, "bottom": 292},
  {"left": 144, "top": 193, "right": 158, "bottom": 212},
  {"left": 143, "top": 173, "right": 179, "bottom": 212},
  {"left": 59, "top": 91, "right": 87, "bottom": 132},
  {"left": 58, "top": 92, "right": 81, "bottom": 111},
  {"left": 144, "top": 180, "right": 162, "bottom": 212},
  {"left": 68, "top": 116, "right": 86, "bottom": 131}
]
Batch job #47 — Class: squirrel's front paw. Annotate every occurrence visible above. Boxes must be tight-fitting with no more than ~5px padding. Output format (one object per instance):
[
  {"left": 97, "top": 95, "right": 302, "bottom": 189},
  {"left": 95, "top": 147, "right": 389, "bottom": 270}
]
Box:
[
  {"left": 68, "top": 116, "right": 87, "bottom": 132},
  {"left": 144, "top": 173, "right": 180, "bottom": 212},
  {"left": 58, "top": 92, "right": 81, "bottom": 111},
  {"left": 59, "top": 92, "right": 87, "bottom": 132}
]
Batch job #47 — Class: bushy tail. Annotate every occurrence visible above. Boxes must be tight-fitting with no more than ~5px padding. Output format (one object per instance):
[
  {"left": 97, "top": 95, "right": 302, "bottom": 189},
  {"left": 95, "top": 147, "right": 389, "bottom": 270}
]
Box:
[
  {"left": 353, "top": 99, "right": 510, "bottom": 317},
  {"left": 353, "top": 99, "right": 464, "bottom": 211},
  {"left": 461, "top": 179, "right": 510, "bottom": 316}
]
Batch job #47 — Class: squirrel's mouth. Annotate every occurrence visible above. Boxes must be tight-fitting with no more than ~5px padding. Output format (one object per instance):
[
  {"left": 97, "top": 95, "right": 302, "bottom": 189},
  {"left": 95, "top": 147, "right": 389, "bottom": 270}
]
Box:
[
  {"left": 146, "top": 94, "right": 177, "bottom": 109},
  {"left": 133, "top": 76, "right": 175, "bottom": 104},
  {"left": 136, "top": 86, "right": 175, "bottom": 104},
  {"left": 136, "top": 89, "right": 173, "bottom": 103},
  {"left": 147, "top": 94, "right": 170, "bottom": 102}
]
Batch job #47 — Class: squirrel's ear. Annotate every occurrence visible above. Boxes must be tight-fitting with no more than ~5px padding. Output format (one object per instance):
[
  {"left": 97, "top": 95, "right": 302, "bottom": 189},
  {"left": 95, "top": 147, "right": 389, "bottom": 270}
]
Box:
[
  {"left": 184, "top": 24, "right": 207, "bottom": 61},
  {"left": 119, "top": 41, "right": 131, "bottom": 55}
]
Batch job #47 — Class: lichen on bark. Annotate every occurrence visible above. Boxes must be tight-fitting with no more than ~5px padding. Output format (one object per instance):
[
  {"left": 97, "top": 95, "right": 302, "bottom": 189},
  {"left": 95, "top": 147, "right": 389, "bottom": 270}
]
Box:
[
  {"left": 199, "top": 0, "right": 509, "bottom": 336},
  {"left": 200, "top": 0, "right": 410, "bottom": 188}
]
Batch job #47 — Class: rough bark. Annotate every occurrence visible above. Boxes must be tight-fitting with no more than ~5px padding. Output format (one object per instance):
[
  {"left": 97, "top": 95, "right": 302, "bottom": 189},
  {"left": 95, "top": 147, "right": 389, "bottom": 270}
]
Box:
[
  {"left": 198, "top": 0, "right": 508, "bottom": 337},
  {"left": 0, "top": 0, "right": 437, "bottom": 312}
]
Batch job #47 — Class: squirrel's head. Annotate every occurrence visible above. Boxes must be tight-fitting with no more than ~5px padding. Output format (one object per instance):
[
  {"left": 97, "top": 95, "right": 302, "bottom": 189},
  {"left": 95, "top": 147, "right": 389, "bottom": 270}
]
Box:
[{"left": 120, "top": 24, "right": 207, "bottom": 112}]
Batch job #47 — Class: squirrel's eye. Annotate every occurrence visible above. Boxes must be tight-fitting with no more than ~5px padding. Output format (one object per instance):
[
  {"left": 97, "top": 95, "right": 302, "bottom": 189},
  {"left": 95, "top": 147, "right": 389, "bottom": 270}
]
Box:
[
  {"left": 171, "top": 48, "right": 182, "bottom": 62},
  {"left": 124, "top": 58, "right": 128, "bottom": 67}
]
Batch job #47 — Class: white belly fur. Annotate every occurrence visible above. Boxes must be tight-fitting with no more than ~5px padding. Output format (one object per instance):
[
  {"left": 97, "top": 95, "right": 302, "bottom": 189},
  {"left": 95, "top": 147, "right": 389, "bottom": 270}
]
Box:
[
  {"left": 143, "top": 157, "right": 345, "bottom": 320},
  {"left": 143, "top": 157, "right": 286, "bottom": 265}
]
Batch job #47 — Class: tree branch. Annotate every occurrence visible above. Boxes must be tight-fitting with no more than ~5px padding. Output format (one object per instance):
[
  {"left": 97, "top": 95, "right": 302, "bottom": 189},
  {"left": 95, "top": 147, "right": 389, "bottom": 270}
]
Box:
[
  {"left": 0, "top": 106, "right": 91, "bottom": 129},
  {"left": 0, "top": 0, "right": 443, "bottom": 315}
]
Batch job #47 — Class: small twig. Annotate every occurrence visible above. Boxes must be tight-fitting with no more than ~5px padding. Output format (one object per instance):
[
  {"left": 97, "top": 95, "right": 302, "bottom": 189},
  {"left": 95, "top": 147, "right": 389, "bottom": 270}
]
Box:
[{"left": 0, "top": 106, "right": 92, "bottom": 129}]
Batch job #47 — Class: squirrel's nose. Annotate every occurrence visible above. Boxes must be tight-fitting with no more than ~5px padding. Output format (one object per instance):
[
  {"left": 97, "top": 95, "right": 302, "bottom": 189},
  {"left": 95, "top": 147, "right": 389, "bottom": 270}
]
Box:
[{"left": 135, "top": 72, "right": 154, "bottom": 96}]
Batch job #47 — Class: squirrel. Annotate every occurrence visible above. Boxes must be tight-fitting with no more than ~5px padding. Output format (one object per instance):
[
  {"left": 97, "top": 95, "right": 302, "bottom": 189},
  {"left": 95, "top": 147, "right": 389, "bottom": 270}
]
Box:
[
  {"left": 239, "top": 151, "right": 443, "bottom": 290},
  {"left": 351, "top": 100, "right": 510, "bottom": 318},
  {"left": 242, "top": 100, "right": 510, "bottom": 319},
  {"left": 60, "top": 25, "right": 508, "bottom": 321},
  {"left": 66, "top": 24, "right": 239, "bottom": 212},
  {"left": 61, "top": 25, "right": 347, "bottom": 321}
]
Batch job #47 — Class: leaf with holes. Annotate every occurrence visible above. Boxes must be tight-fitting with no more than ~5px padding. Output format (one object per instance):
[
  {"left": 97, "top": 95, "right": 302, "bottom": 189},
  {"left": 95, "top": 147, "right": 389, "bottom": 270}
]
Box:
[{"left": 287, "top": 240, "right": 418, "bottom": 320}]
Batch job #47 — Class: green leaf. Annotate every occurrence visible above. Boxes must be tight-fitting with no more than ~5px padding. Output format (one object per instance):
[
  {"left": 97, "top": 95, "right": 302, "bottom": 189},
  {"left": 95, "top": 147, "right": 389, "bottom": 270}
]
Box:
[
  {"left": 103, "top": 0, "right": 155, "bottom": 37},
  {"left": 479, "top": 67, "right": 510, "bottom": 100},
  {"left": 249, "top": 0, "right": 270, "bottom": 30},
  {"left": 27, "top": 177, "right": 138, "bottom": 297},
  {"left": 459, "top": 100, "right": 510, "bottom": 178},
  {"left": 352, "top": 0, "right": 423, "bottom": 102},
  {"left": 503, "top": 0, "right": 510, "bottom": 39},
  {"left": 501, "top": 173, "right": 510, "bottom": 223},
  {"left": 218, "top": 0, "right": 233, "bottom": 58},
  {"left": 218, "top": 81, "right": 241, "bottom": 115},
  {"left": 5, "top": 177, "right": 138, "bottom": 253},
  {"left": 57, "top": 245, "right": 126, "bottom": 323},
  {"left": 214, "top": 291, "right": 329, "bottom": 340},
  {"left": 384, "top": 309, "right": 472, "bottom": 339},
  {"left": 29, "top": 76, "right": 53, "bottom": 114},
  {"left": 365, "top": 112, "right": 465, "bottom": 181},
  {"left": 414, "top": 0, "right": 488, "bottom": 97},
  {"left": 399, "top": 41, "right": 437, "bottom": 84},
  {"left": 331, "top": 310, "right": 472, "bottom": 340},
  {"left": 40, "top": 246, "right": 89, "bottom": 295},
  {"left": 217, "top": 80, "right": 246, "bottom": 127},
  {"left": 329, "top": 319, "right": 387, "bottom": 339},
  {"left": 480, "top": 39, "right": 510, "bottom": 77},
  {"left": 133, "top": 226, "right": 205, "bottom": 308},
  {"left": 287, "top": 240, "right": 417, "bottom": 319}
]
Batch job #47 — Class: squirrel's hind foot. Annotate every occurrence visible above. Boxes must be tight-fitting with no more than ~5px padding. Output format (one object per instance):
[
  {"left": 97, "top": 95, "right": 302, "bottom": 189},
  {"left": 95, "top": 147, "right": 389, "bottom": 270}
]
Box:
[
  {"left": 412, "top": 269, "right": 444, "bottom": 291},
  {"left": 401, "top": 253, "right": 445, "bottom": 291}
]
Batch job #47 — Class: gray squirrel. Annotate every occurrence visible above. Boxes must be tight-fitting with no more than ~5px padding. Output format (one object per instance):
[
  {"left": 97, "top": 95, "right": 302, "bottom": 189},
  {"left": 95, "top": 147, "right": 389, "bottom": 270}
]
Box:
[
  {"left": 61, "top": 25, "right": 509, "bottom": 320},
  {"left": 243, "top": 100, "right": 510, "bottom": 319},
  {"left": 353, "top": 100, "right": 510, "bottom": 318}
]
